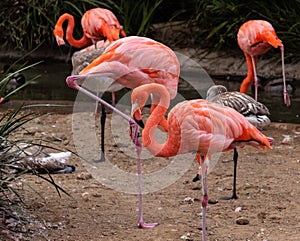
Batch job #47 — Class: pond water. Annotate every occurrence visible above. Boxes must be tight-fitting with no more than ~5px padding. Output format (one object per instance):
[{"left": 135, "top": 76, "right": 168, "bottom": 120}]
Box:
[{"left": 2, "top": 60, "right": 300, "bottom": 124}]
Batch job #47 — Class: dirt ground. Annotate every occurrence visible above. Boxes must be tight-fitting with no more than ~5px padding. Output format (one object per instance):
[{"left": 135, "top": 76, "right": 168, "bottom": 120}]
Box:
[{"left": 1, "top": 102, "right": 300, "bottom": 241}]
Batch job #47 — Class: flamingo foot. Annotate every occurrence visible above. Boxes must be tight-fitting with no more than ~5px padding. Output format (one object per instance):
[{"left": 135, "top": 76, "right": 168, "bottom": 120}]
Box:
[
  {"left": 284, "top": 92, "right": 291, "bottom": 107},
  {"left": 220, "top": 194, "right": 238, "bottom": 200},
  {"left": 138, "top": 221, "right": 159, "bottom": 229},
  {"left": 94, "top": 152, "right": 106, "bottom": 163}
]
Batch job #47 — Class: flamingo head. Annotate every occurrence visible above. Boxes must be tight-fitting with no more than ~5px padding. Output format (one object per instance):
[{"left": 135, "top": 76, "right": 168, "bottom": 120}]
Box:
[
  {"left": 109, "top": 24, "right": 126, "bottom": 41},
  {"left": 261, "top": 29, "right": 283, "bottom": 48},
  {"left": 131, "top": 100, "right": 145, "bottom": 129},
  {"left": 55, "top": 35, "right": 66, "bottom": 46},
  {"left": 53, "top": 26, "right": 66, "bottom": 46}
]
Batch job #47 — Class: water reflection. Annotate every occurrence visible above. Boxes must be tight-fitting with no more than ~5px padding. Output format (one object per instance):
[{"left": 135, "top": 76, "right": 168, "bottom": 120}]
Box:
[{"left": 1, "top": 61, "right": 299, "bottom": 124}]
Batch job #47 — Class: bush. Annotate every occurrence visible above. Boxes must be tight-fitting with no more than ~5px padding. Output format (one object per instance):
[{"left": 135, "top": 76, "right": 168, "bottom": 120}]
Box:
[{"left": 0, "top": 0, "right": 162, "bottom": 51}]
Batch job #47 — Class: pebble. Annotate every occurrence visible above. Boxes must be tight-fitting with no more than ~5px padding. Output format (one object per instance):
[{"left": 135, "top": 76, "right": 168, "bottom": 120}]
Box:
[
  {"left": 281, "top": 135, "right": 293, "bottom": 145},
  {"left": 184, "top": 197, "right": 194, "bottom": 203},
  {"left": 208, "top": 199, "right": 218, "bottom": 204},
  {"left": 82, "top": 192, "right": 90, "bottom": 201},
  {"left": 234, "top": 207, "right": 242, "bottom": 213},
  {"left": 77, "top": 173, "right": 92, "bottom": 180},
  {"left": 236, "top": 217, "right": 249, "bottom": 225}
]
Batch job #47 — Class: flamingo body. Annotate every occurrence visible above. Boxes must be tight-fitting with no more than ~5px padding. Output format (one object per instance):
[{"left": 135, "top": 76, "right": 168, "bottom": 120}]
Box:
[
  {"left": 53, "top": 8, "right": 126, "bottom": 49},
  {"left": 237, "top": 20, "right": 281, "bottom": 57},
  {"left": 77, "top": 36, "right": 179, "bottom": 98},
  {"left": 132, "top": 84, "right": 271, "bottom": 159},
  {"left": 237, "top": 20, "right": 290, "bottom": 105}
]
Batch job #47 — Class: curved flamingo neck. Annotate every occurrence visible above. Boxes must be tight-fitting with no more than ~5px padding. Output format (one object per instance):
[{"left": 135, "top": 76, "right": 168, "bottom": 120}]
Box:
[
  {"left": 54, "top": 13, "right": 92, "bottom": 48},
  {"left": 240, "top": 53, "right": 256, "bottom": 93},
  {"left": 150, "top": 103, "right": 168, "bottom": 131},
  {"left": 142, "top": 85, "right": 181, "bottom": 157}
]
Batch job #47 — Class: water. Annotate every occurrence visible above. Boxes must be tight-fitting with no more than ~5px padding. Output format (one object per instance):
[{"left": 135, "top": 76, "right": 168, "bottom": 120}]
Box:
[{"left": 2, "top": 61, "right": 300, "bottom": 124}]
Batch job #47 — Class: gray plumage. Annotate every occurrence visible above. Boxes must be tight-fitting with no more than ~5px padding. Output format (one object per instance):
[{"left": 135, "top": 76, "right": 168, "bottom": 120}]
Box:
[
  {"left": 1, "top": 143, "right": 75, "bottom": 174},
  {"left": 71, "top": 48, "right": 105, "bottom": 75},
  {"left": 206, "top": 85, "right": 270, "bottom": 128}
]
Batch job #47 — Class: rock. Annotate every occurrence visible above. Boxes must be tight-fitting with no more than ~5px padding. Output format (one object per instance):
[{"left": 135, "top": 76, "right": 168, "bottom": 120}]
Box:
[
  {"left": 77, "top": 172, "right": 92, "bottom": 180},
  {"left": 236, "top": 217, "right": 249, "bottom": 225}
]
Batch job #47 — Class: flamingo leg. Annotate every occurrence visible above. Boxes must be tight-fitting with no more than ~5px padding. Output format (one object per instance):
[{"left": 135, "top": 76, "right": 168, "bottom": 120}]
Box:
[
  {"left": 93, "top": 92, "right": 106, "bottom": 163},
  {"left": 200, "top": 155, "right": 208, "bottom": 241},
  {"left": 111, "top": 91, "right": 116, "bottom": 106},
  {"left": 130, "top": 122, "right": 159, "bottom": 229},
  {"left": 280, "top": 46, "right": 291, "bottom": 106},
  {"left": 251, "top": 56, "right": 259, "bottom": 101},
  {"left": 97, "top": 104, "right": 106, "bottom": 162},
  {"left": 221, "top": 148, "right": 238, "bottom": 200}
]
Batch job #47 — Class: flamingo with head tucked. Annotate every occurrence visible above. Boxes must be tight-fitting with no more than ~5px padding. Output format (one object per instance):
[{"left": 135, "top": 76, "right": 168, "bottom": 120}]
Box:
[
  {"left": 131, "top": 83, "right": 273, "bottom": 241},
  {"left": 237, "top": 20, "right": 290, "bottom": 106},
  {"left": 53, "top": 8, "right": 126, "bottom": 49}
]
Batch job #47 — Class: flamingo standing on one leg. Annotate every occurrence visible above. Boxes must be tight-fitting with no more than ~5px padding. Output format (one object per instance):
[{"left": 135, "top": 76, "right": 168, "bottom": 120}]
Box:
[
  {"left": 131, "top": 83, "right": 273, "bottom": 240},
  {"left": 66, "top": 36, "right": 179, "bottom": 161},
  {"left": 53, "top": 8, "right": 126, "bottom": 49},
  {"left": 193, "top": 84, "right": 271, "bottom": 199},
  {"left": 237, "top": 20, "right": 290, "bottom": 106}
]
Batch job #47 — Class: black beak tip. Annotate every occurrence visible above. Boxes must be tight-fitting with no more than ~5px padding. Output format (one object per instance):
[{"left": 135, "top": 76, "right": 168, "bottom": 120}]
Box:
[{"left": 135, "top": 119, "right": 144, "bottom": 129}]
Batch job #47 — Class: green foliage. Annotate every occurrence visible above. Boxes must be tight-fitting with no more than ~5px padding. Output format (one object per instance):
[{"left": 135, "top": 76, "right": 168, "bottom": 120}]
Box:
[
  {"left": 120, "top": 0, "right": 163, "bottom": 36},
  {"left": 185, "top": 0, "right": 300, "bottom": 62},
  {"left": 0, "top": 0, "right": 162, "bottom": 51}
]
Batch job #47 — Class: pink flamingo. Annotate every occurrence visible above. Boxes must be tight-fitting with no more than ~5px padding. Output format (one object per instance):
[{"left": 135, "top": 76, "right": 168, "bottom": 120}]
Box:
[
  {"left": 67, "top": 36, "right": 179, "bottom": 162},
  {"left": 192, "top": 84, "right": 271, "bottom": 200},
  {"left": 131, "top": 83, "right": 273, "bottom": 240},
  {"left": 237, "top": 20, "right": 290, "bottom": 106},
  {"left": 66, "top": 36, "right": 180, "bottom": 228},
  {"left": 53, "top": 8, "right": 126, "bottom": 49}
]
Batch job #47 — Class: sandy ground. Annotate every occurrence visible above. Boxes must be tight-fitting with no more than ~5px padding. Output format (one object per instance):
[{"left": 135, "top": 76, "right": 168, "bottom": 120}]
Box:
[{"left": 1, "top": 106, "right": 300, "bottom": 241}]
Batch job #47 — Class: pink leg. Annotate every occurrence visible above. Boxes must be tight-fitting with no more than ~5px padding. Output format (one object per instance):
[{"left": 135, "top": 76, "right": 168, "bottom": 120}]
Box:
[
  {"left": 130, "top": 121, "right": 159, "bottom": 229},
  {"left": 251, "top": 56, "right": 258, "bottom": 101},
  {"left": 112, "top": 91, "right": 116, "bottom": 106},
  {"left": 200, "top": 155, "right": 208, "bottom": 241},
  {"left": 280, "top": 46, "right": 290, "bottom": 106},
  {"left": 94, "top": 92, "right": 99, "bottom": 114}
]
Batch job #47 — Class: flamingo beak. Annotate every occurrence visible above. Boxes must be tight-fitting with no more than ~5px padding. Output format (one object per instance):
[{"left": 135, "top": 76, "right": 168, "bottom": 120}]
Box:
[
  {"left": 262, "top": 30, "right": 283, "bottom": 48},
  {"left": 55, "top": 36, "right": 66, "bottom": 46},
  {"left": 131, "top": 101, "right": 144, "bottom": 129}
]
